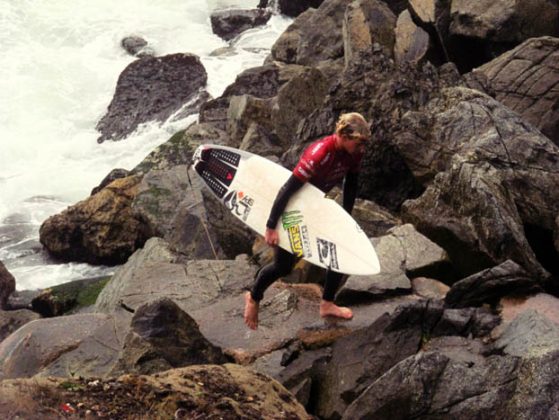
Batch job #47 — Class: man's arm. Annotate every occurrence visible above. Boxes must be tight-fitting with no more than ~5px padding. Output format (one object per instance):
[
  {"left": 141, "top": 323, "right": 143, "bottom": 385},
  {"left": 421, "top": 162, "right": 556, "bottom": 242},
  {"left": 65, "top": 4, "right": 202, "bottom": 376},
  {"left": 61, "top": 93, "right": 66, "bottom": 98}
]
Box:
[
  {"left": 342, "top": 171, "right": 359, "bottom": 214},
  {"left": 266, "top": 175, "right": 305, "bottom": 230}
]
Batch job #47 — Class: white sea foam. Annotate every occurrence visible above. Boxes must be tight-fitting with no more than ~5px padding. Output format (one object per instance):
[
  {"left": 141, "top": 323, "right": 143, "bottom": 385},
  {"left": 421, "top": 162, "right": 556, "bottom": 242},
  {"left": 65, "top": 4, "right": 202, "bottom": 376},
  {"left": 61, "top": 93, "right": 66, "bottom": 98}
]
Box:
[{"left": 0, "top": 0, "right": 290, "bottom": 289}]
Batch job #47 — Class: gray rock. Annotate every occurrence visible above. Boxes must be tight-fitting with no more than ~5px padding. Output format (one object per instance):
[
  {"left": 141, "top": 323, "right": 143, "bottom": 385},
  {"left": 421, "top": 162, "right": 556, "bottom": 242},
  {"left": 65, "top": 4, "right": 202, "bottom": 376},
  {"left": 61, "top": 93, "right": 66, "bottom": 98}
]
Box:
[
  {"left": 474, "top": 36, "right": 559, "bottom": 146},
  {"left": 0, "top": 313, "right": 120, "bottom": 379},
  {"left": 494, "top": 309, "right": 559, "bottom": 358},
  {"left": 445, "top": 260, "right": 541, "bottom": 308},
  {"left": 96, "top": 54, "right": 207, "bottom": 142},
  {"left": 227, "top": 94, "right": 274, "bottom": 147},
  {"left": 337, "top": 224, "right": 448, "bottom": 301},
  {"left": 400, "top": 87, "right": 559, "bottom": 278},
  {"left": 210, "top": 9, "right": 272, "bottom": 41},
  {"left": 0, "top": 309, "right": 40, "bottom": 343},
  {"left": 121, "top": 36, "right": 154, "bottom": 57},
  {"left": 271, "top": 9, "right": 316, "bottom": 64},
  {"left": 111, "top": 298, "right": 227, "bottom": 375},
  {"left": 91, "top": 168, "right": 130, "bottom": 195},
  {"left": 277, "top": 0, "right": 324, "bottom": 17},
  {"left": 343, "top": 0, "right": 397, "bottom": 66},
  {"left": 411, "top": 277, "right": 449, "bottom": 300},
  {"left": 394, "top": 9, "right": 431, "bottom": 65}
]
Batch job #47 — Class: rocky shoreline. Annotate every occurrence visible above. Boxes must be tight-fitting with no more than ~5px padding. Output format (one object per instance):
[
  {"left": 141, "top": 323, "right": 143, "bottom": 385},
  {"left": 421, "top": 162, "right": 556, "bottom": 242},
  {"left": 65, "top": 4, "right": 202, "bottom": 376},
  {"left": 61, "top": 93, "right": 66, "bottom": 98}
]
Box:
[{"left": 1, "top": 0, "right": 559, "bottom": 418}]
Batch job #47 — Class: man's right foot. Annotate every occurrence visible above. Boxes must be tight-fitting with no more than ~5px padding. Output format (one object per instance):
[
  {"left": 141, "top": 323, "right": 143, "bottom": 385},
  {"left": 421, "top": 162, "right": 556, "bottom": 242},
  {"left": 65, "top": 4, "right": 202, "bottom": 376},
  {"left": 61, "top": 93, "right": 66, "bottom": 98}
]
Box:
[{"left": 244, "top": 292, "right": 259, "bottom": 330}]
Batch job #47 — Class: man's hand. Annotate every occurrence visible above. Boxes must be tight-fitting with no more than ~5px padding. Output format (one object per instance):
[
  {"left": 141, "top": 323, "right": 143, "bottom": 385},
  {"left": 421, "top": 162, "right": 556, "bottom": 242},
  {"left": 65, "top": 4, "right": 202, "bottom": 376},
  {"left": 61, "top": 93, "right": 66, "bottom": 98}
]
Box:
[{"left": 265, "top": 228, "right": 279, "bottom": 246}]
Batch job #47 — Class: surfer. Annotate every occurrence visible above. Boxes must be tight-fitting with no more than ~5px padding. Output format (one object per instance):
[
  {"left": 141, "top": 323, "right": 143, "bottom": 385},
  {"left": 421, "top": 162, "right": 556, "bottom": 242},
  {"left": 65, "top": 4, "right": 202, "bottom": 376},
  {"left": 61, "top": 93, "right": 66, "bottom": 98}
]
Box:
[{"left": 244, "top": 113, "right": 371, "bottom": 329}]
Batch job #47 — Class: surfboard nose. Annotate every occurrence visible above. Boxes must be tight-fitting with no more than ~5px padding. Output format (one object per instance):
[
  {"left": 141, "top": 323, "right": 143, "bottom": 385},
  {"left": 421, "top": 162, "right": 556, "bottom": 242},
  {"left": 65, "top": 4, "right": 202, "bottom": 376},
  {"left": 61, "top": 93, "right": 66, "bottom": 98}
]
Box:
[{"left": 193, "top": 145, "right": 212, "bottom": 163}]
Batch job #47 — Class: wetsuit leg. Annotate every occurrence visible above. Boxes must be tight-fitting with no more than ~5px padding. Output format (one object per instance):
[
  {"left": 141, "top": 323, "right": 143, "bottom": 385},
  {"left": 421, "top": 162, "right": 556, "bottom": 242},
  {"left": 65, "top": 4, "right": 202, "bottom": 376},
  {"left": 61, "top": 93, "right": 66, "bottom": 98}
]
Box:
[
  {"left": 322, "top": 270, "right": 344, "bottom": 302},
  {"left": 251, "top": 247, "right": 297, "bottom": 302}
]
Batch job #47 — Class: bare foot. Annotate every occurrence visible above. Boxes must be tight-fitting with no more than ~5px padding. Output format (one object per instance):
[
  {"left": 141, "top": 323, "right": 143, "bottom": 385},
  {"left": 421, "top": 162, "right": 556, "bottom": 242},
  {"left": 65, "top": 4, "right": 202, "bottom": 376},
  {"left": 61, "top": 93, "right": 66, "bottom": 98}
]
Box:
[
  {"left": 319, "top": 300, "right": 353, "bottom": 320},
  {"left": 244, "top": 292, "right": 259, "bottom": 330}
]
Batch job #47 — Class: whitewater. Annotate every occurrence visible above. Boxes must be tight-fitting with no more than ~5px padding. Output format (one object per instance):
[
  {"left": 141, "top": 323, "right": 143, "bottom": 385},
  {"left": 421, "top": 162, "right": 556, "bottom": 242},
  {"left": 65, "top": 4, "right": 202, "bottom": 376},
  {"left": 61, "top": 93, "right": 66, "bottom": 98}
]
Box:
[{"left": 0, "top": 0, "right": 291, "bottom": 290}]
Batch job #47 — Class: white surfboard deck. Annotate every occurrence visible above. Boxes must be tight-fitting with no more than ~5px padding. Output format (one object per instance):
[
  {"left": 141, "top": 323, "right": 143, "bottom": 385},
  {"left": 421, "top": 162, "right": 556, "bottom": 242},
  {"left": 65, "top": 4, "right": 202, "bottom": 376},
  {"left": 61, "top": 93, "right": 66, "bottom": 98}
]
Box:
[{"left": 192, "top": 144, "right": 380, "bottom": 275}]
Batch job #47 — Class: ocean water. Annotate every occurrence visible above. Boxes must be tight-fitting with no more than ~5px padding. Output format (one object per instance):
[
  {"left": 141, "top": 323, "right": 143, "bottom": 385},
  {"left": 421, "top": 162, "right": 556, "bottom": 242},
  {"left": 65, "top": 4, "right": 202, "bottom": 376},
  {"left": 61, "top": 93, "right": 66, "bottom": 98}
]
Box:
[{"left": 0, "top": 0, "right": 290, "bottom": 290}]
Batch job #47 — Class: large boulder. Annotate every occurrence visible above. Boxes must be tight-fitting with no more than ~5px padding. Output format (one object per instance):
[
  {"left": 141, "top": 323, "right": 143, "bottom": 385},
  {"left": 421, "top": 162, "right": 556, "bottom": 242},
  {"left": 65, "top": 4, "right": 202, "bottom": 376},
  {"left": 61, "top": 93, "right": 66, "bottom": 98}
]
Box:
[
  {"left": 394, "top": 9, "right": 431, "bottom": 65},
  {"left": 210, "top": 9, "right": 272, "bottom": 41},
  {"left": 40, "top": 176, "right": 151, "bottom": 265},
  {"left": 0, "top": 313, "right": 120, "bottom": 379},
  {"left": 96, "top": 54, "right": 208, "bottom": 142},
  {"left": 399, "top": 87, "right": 559, "bottom": 277},
  {"left": 0, "top": 262, "right": 15, "bottom": 310},
  {"left": 473, "top": 36, "right": 559, "bottom": 146},
  {"left": 111, "top": 298, "right": 227, "bottom": 375},
  {"left": 343, "top": 0, "right": 397, "bottom": 65},
  {"left": 0, "top": 309, "right": 40, "bottom": 343}
]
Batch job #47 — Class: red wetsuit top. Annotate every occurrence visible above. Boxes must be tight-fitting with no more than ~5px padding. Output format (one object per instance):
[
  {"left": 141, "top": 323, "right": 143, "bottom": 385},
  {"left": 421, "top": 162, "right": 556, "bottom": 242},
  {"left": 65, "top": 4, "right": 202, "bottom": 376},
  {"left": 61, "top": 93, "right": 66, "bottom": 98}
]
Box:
[{"left": 292, "top": 134, "right": 363, "bottom": 192}]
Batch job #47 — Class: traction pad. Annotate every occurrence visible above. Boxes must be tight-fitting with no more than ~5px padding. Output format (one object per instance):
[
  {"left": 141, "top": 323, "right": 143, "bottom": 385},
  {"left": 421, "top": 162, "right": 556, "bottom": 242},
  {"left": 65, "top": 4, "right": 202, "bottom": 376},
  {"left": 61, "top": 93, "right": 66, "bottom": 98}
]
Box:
[{"left": 194, "top": 147, "right": 241, "bottom": 199}]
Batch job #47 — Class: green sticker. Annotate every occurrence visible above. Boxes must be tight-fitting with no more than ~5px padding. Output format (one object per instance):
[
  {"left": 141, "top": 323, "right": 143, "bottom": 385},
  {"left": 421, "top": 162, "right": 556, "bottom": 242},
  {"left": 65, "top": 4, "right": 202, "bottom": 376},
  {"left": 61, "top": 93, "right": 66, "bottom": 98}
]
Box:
[{"left": 281, "top": 210, "right": 304, "bottom": 230}]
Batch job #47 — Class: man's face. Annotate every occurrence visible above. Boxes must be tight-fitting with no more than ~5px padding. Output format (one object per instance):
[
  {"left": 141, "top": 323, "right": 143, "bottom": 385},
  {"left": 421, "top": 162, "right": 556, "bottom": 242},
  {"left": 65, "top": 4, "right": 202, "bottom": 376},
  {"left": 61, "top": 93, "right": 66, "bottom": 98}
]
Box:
[{"left": 341, "top": 135, "right": 368, "bottom": 155}]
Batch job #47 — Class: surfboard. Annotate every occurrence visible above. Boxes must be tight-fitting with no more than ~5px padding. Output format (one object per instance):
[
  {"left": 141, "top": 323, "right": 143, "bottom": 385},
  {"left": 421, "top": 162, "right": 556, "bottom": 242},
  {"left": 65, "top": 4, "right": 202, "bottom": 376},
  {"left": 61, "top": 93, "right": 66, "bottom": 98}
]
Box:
[{"left": 192, "top": 144, "right": 380, "bottom": 275}]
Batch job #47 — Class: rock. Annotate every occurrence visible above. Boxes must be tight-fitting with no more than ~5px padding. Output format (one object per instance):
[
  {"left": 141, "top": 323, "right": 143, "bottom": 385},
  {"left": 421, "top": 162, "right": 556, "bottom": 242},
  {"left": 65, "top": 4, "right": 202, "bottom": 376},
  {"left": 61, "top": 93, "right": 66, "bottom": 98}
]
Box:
[
  {"left": 239, "top": 122, "right": 283, "bottom": 157},
  {"left": 30, "top": 276, "right": 110, "bottom": 317},
  {"left": 445, "top": 260, "right": 541, "bottom": 308},
  {"left": 494, "top": 309, "right": 559, "bottom": 358},
  {"left": 91, "top": 168, "right": 130, "bottom": 195},
  {"left": 40, "top": 175, "right": 150, "bottom": 265},
  {"left": 0, "top": 309, "right": 40, "bottom": 343},
  {"left": 227, "top": 94, "right": 274, "bottom": 147},
  {"left": 0, "top": 313, "right": 120, "bottom": 379},
  {"left": 271, "top": 66, "right": 329, "bottom": 147},
  {"left": 399, "top": 87, "right": 559, "bottom": 277},
  {"left": 200, "top": 64, "right": 281, "bottom": 130},
  {"left": 343, "top": 0, "right": 397, "bottom": 66},
  {"left": 408, "top": 0, "right": 451, "bottom": 64},
  {"left": 277, "top": 0, "right": 324, "bottom": 17},
  {"left": 411, "top": 277, "right": 449, "bottom": 300},
  {"left": 95, "top": 238, "right": 256, "bottom": 321},
  {"left": 121, "top": 36, "right": 154, "bottom": 57},
  {"left": 111, "top": 298, "right": 227, "bottom": 375},
  {"left": 0, "top": 364, "right": 310, "bottom": 419},
  {"left": 394, "top": 9, "right": 431, "bottom": 65},
  {"left": 498, "top": 293, "right": 559, "bottom": 331},
  {"left": 450, "top": 0, "right": 559, "bottom": 44},
  {"left": 210, "top": 9, "right": 272, "bottom": 41},
  {"left": 96, "top": 54, "right": 207, "bottom": 142},
  {"left": 431, "top": 307, "right": 499, "bottom": 338},
  {"left": 351, "top": 198, "right": 400, "bottom": 237},
  {"left": 271, "top": 9, "right": 316, "bottom": 64},
  {"left": 474, "top": 37, "right": 559, "bottom": 146},
  {"left": 0, "top": 262, "right": 15, "bottom": 310},
  {"left": 315, "top": 300, "right": 444, "bottom": 418},
  {"left": 342, "top": 350, "right": 520, "bottom": 419},
  {"left": 337, "top": 224, "right": 449, "bottom": 302}
]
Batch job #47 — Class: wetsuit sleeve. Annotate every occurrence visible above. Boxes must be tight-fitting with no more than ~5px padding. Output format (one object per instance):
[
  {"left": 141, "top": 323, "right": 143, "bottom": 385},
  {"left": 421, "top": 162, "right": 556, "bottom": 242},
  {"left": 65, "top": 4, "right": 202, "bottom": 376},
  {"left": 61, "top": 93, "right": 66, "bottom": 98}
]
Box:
[
  {"left": 266, "top": 175, "right": 305, "bottom": 229},
  {"left": 342, "top": 171, "right": 358, "bottom": 214}
]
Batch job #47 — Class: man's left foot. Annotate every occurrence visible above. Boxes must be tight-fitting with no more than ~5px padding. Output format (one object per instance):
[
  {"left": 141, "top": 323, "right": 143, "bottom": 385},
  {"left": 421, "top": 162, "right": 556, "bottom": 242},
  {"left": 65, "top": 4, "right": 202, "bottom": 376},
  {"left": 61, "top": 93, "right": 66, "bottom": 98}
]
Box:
[{"left": 319, "top": 300, "right": 353, "bottom": 319}]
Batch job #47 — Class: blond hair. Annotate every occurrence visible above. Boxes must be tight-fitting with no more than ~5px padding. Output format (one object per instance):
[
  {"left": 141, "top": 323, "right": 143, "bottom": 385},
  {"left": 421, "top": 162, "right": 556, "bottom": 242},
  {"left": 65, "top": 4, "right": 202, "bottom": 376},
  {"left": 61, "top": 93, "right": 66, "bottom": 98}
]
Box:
[{"left": 335, "top": 112, "right": 371, "bottom": 139}]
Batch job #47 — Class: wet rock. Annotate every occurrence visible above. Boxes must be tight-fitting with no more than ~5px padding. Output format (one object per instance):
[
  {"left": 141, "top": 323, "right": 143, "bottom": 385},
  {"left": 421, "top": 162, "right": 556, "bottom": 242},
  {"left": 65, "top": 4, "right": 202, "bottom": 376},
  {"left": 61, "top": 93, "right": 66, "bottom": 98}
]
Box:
[
  {"left": 394, "top": 9, "right": 431, "bottom": 65},
  {"left": 96, "top": 54, "right": 207, "bottom": 142},
  {"left": 227, "top": 95, "right": 274, "bottom": 147},
  {"left": 0, "top": 261, "right": 15, "bottom": 310},
  {"left": 343, "top": 0, "right": 396, "bottom": 65},
  {"left": 271, "top": 9, "right": 316, "bottom": 64},
  {"left": 111, "top": 298, "right": 227, "bottom": 375},
  {"left": 91, "top": 168, "right": 130, "bottom": 195},
  {"left": 121, "top": 36, "right": 154, "bottom": 57},
  {"left": 40, "top": 175, "right": 150, "bottom": 265},
  {"left": 0, "top": 313, "right": 120, "bottom": 379},
  {"left": 0, "top": 309, "right": 40, "bottom": 343},
  {"left": 239, "top": 122, "right": 283, "bottom": 157},
  {"left": 474, "top": 36, "right": 559, "bottom": 146},
  {"left": 445, "top": 260, "right": 541, "bottom": 308},
  {"left": 210, "top": 9, "right": 272, "bottom": 41}
]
